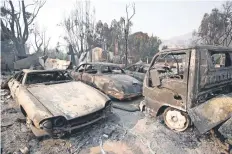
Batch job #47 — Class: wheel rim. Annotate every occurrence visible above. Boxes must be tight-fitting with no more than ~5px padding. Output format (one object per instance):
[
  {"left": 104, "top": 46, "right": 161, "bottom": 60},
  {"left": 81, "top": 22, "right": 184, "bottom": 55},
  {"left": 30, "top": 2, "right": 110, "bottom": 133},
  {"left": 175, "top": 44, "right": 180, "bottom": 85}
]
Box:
[{"left": 164, "top": 108, "right": 189, "bottom": 132}]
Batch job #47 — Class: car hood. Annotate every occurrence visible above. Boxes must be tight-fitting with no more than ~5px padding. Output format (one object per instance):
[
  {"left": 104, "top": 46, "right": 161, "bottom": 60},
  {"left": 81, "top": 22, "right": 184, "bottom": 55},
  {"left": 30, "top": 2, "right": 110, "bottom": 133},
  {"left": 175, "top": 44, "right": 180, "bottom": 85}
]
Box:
[{"left": 27, "top": 81, "right": 109, "bottom": 120}]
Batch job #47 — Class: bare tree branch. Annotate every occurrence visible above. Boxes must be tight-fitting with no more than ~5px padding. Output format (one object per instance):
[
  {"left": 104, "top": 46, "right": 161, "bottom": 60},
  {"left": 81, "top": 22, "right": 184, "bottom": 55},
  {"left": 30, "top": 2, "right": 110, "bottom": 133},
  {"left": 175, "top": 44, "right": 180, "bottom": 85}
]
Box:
[
  {"left": 128, "top": 3, "right": 136, "bottom": 20},
  {"left": 17, "top": 1, "right": 21, "bottom": 22},
  {"left": 123, "top": 2, "right": 136, "bottom": 66},
  {"left": 9, "top": 0, "right": 15, "bottom": 38},
  {"left": 33, "top": 26, "right": 51, "bottom": 54},
  {"left": 15, "top": 17, "right": 22, "bottom": 39},
  {"left": 22, "top": 0, "right": 29, "bottom": 42},
  {"left": 25, "top": 2, "right": 36, "bottom": 9},
  {"left": 28, "top": 1, "right": 46, "bottom": 25},
  {"left": 2, "top": 0, "right": 46, "bottom": 55},
  {"left": 34, "top": 31, "right": 43, "bottom": 51},
  {"left": 61, "top": 0, "right": 95, "bottom": 59},
  {"left": 44, "top": 37, "right": 51, "bottom": 52},
  {"left": 195, "top": 1, "right": 232, "bottom": 47}
]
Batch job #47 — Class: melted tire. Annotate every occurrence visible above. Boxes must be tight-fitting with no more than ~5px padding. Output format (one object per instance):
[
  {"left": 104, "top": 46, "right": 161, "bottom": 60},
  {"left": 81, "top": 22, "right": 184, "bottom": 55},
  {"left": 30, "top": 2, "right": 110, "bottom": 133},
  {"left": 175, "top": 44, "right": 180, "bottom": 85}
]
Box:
[{"left": 163, "top": 107, "right": 190, "bottom": 132}]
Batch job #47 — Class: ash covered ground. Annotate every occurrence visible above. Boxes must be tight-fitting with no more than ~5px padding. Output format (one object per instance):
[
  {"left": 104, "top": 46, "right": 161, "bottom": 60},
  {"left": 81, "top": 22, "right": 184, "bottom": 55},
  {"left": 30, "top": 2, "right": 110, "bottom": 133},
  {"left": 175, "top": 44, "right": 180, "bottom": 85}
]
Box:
[{"left": 0, "top": 76, "right": 229, "bottom": 154}]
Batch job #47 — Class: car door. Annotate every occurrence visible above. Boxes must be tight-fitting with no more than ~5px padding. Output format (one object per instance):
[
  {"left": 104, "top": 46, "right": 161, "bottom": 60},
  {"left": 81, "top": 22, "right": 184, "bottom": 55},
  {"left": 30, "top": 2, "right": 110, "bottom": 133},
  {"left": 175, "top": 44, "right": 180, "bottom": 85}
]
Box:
[
  {"left": 82, "top": 64, "right": 97, "bottom": 86},
  {"left": 133, "top": 65, "right": 145, "bottom": 81},
  {"left": 145, "top": 51, "right": 190, "bottom": 111}
]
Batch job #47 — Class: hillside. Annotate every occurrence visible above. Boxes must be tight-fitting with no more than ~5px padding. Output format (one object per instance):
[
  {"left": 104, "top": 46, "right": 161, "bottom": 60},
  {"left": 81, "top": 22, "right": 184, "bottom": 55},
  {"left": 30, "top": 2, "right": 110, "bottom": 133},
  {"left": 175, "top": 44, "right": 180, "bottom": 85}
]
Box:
[{"left": 160, "top": 32, "right": 194, "bottom": 49}]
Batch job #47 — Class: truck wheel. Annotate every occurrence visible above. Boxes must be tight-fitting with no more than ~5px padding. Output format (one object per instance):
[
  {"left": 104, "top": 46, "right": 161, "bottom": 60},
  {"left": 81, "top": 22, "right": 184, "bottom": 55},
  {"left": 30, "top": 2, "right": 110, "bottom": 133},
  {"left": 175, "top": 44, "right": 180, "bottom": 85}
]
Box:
[{"left": 163, "top": 107, "right": 190, "bottom": 132}]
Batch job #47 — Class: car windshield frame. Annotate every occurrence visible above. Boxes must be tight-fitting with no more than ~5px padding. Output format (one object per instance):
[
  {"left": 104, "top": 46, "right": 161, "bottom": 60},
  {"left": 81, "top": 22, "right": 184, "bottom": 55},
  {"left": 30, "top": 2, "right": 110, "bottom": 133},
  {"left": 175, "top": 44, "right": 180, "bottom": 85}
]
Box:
[
  {"left": 100, "top": 65, "right": 125, "bottom": 74},
  {"left": 24, "top": 71, "right": 73, "bottom": 85}
]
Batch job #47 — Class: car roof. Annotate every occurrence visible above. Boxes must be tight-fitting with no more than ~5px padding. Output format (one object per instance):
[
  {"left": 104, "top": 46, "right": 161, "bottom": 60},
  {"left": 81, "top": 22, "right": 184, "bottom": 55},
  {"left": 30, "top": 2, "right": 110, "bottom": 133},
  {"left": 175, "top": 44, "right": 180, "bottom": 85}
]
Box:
[
  {"left": 160, "top": 45, "right": 232, "bottom": 53},
  {"left": 22, "top": 69, "right": 67, "bottom": 73}
]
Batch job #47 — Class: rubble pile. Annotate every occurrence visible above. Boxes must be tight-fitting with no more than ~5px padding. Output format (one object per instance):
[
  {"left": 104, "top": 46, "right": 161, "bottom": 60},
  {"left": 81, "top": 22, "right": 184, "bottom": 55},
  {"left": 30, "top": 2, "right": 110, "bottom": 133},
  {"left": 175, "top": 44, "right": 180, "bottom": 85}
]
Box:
[
  {"left": 1, "top": 95, "right": 230, "bottom": 154},
  {"left": 1, "top": 75, "right": 231, "bottom": 154},
  {"left": 0, "top": 85, "right": 141, "bottom": 153}
]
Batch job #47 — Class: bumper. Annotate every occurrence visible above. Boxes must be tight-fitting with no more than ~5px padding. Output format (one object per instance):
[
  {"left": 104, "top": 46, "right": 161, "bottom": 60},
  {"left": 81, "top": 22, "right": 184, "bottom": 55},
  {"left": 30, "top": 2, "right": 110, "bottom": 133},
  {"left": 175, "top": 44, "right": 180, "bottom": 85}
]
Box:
[
  {"left": 35, "top": 111, "right": 110, "bottom": 138},
  {"left": 66, "top": 114, "right": 105, "bottom": 130}
]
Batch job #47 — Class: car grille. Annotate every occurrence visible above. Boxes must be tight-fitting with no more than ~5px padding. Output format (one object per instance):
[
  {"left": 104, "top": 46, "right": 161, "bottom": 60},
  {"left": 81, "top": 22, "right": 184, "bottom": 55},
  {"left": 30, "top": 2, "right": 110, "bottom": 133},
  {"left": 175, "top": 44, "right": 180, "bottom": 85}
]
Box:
[{"left": 68, "top": 108, "right": 105, "bottom": 127}]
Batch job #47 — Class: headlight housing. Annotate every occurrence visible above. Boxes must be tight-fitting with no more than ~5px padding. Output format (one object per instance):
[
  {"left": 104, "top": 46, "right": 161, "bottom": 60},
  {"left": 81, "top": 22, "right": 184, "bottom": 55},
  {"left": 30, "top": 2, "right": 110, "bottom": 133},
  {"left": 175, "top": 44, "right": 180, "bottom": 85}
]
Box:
[
  {"left": 54, "top": 117, "right": 66, "bottom": 127},
  {"left": 41, "top": 119, "right": 52, "bottom": 129},
  {"left": 40, "top": 116, "right": 67, "bottom": 130}
]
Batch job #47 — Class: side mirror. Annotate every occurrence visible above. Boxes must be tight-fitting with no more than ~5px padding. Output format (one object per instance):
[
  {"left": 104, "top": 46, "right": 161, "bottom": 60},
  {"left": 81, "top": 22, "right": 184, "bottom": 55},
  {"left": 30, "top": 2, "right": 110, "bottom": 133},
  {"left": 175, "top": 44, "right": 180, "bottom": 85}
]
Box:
[{"left": 150, "top": 69, "right": 161, "bottom": 87}]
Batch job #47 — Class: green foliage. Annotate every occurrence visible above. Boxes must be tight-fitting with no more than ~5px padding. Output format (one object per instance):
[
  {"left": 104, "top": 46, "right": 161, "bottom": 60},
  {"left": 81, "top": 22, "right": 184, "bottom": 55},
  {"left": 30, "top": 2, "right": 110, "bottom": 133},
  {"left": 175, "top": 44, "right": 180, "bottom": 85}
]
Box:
[
  {"left": 195, "top": 1, "right": 232, "bottom": 47},
  {"left": 64, "top": 2, "right": 162, "bottom": 63},
  {"left": 93, "top": 18, "right": 162, "bottom": 63},
  {"left": 128, "top": 32, "right": 161, "bottom": 62}
]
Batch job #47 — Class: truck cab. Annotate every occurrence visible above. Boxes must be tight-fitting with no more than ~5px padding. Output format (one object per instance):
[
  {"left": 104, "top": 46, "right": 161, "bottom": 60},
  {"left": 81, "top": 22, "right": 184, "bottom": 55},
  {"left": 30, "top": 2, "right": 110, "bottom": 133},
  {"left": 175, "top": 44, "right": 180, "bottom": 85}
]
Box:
[{"left": 142, "top": 45, "right": 232, "bottom": 134}]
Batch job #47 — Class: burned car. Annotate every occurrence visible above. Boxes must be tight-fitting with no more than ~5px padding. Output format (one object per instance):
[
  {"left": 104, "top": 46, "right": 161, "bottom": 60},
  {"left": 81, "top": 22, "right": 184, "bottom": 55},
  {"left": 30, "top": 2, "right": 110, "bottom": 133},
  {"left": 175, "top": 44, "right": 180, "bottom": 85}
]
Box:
[
  {"left": 8, "top": 69, "right": 112, "bottom": 138},
  {"left": 70, "top": 62, "right": 142, "bottom": 100},
  {"left": 124, "top": 63, "right": 150, "bottom": 82},
  {"left": 142, "top": 45, "right": 232, "bottom": 136}
]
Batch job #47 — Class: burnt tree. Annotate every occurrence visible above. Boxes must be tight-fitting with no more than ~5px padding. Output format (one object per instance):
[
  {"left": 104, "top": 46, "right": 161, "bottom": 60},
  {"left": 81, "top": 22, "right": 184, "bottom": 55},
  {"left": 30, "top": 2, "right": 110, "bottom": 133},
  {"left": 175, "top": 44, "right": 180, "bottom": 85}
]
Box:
[
  {"left": 1, "top": 0, "right": 45, "bottom": 56},
  {"left": 121, "top": 3, "right": 135, "bottom": 66},
  {"left": 194, "top": 1, "right": 232, "bottom": 47}
]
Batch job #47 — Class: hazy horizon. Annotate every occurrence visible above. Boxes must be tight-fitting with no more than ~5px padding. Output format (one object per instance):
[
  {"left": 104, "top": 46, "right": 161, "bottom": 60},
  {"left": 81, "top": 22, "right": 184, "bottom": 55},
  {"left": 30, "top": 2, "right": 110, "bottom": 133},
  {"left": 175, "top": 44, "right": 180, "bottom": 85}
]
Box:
[{"left": 32, "top": 0, "right": 224, "bottom": 48}]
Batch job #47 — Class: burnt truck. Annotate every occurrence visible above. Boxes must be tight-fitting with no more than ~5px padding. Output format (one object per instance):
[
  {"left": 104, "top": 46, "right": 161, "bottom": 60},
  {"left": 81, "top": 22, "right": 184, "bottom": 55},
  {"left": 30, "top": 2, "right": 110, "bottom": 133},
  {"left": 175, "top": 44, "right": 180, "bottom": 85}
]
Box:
[{"left": 142, "top": 45, "right": 232, "bottom": 138}]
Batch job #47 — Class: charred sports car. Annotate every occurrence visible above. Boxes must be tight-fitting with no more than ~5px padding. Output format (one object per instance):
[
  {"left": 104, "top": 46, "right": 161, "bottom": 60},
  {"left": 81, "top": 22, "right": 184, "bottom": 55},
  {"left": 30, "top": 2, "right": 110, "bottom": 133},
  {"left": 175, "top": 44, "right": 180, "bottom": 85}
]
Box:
[
  {"left": 70, "top": 62, "right": 142, "bottom": 100},
  {"left": 7, "top": 69, "right": 112, "bottom": 138}
]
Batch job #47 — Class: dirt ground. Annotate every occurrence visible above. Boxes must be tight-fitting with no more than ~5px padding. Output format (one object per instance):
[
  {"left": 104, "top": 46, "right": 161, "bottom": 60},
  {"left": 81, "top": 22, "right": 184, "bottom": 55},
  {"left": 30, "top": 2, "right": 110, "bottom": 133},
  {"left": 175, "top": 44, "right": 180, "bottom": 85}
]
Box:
[
  {"left": 1, "top": 86, "right": 230, "bottom": 154},
  {"left": 0, "top": 73, "right": 230, "bottom": 154}
]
